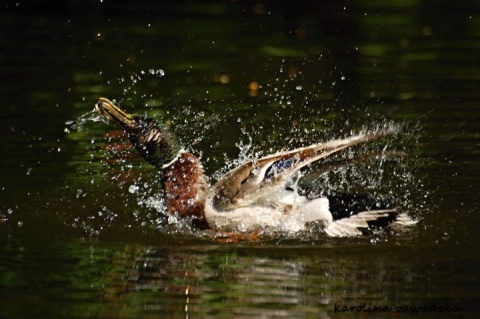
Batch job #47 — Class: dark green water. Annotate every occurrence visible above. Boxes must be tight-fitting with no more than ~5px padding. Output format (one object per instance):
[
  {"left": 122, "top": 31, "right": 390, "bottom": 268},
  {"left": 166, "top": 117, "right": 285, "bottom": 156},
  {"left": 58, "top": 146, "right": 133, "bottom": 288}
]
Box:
[{"left": 1, "top": 1, "right": 479, "bottom": 318}]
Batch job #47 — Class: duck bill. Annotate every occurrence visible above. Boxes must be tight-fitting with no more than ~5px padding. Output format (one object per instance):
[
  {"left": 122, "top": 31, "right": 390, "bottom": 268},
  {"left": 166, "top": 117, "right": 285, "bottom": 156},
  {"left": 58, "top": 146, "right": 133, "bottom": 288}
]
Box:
[{"left": 95, "top": 97, "right": 134, "bottom": 127}]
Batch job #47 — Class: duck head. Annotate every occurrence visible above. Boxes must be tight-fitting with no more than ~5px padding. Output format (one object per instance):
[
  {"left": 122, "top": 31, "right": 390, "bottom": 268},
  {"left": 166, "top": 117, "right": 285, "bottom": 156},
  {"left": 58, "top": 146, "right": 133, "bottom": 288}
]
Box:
[{"left": 95, "top": 97, "right": 181, "bottom": 168}]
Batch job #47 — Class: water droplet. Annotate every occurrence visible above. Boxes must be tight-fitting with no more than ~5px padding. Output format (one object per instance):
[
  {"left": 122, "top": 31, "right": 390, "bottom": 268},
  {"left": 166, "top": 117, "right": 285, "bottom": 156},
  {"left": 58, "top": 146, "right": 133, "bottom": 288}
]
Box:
[
  {"left": 129, "top": 185, "right": 139, "bottom": 194},
  {"left": 296, "top": 85, "right": 302, "bottom": 90}
]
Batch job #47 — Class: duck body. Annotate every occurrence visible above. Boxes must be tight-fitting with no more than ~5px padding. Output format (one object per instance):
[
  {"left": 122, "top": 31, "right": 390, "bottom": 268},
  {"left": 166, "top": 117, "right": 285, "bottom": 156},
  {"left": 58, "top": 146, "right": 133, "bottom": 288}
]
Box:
[{"left": 95, "top": 98, "right": 416, "bottom": 237}]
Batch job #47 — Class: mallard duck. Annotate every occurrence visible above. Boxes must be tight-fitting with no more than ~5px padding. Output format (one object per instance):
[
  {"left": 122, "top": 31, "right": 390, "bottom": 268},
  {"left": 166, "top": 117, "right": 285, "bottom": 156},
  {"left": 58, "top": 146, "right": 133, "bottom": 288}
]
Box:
[{"left": 94, "top": 97, "right": 416, "bottom": 237}]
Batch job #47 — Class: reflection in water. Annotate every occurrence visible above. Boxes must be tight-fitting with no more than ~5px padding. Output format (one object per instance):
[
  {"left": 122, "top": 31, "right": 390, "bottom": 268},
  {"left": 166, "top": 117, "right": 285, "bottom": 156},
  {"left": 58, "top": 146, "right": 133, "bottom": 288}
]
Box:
[
  {"left": 72, "top": 243, "right": 471, "bottom": 318},
  {"left": 104, "top": 246, "right": 317, "bottom": 317},
  {"left": 109, "top": 248, "right": 310, "bottom": 317},
  {"left": 0, "top": 238, "right": 475, "bottom": 318}
]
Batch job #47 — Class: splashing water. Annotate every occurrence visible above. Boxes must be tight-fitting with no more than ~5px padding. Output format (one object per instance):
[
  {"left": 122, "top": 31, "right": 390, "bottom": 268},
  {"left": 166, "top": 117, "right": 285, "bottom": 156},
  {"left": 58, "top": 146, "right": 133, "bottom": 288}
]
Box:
[
  {"left": 70, "top": 115, "right": 424, "bottom": 240},
  {"left": 212, "top": 128, "right": 259, "bottom": 181},
  {"left": 64, "top": 109, "right": 108, "bottom": 133},
  {"left": 63, "top": 66, "right": 427, "bottom": 241}
]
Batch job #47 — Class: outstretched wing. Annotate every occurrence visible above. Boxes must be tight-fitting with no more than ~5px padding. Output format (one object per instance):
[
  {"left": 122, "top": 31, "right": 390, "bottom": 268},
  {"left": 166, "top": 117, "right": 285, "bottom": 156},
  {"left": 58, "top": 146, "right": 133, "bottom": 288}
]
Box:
[{"left": 208, "top": 130, "right": 393, "bottom": 211}]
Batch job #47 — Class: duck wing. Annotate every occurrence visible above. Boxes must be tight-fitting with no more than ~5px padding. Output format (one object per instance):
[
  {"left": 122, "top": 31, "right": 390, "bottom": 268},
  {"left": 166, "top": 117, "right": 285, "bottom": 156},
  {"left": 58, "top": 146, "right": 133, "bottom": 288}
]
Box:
[{"left": 207, "top": 130, "right": 392, "bottom": 211}]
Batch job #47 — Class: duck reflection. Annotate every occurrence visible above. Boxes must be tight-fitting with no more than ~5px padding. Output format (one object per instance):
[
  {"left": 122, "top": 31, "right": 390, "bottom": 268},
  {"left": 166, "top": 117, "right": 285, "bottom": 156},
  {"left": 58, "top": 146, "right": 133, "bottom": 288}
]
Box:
[
  {"left": 102, "top": 246, "right": 310, "bottom": 317},
  {"left": 98, "top": 244, "right": 425, "bottom": 318}
]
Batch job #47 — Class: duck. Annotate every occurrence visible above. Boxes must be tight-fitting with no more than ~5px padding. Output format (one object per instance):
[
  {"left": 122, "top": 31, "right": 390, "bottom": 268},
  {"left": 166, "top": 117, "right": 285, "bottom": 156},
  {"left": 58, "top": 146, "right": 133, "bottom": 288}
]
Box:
[{"left": 94, "top": 97, "right": 416, "bottom": 237}]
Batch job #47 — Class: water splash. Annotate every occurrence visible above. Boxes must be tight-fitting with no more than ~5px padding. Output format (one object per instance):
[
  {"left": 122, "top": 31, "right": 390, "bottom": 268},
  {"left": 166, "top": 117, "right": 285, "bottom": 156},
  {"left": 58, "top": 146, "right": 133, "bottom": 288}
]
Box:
[
  {"left": 64, "top": 109, "right": 108, "bottom": 133},
  {"left": 132, "top": 181, "right": 202, "bottom": 234},
  {"left": 67, "top": 62, "right": 427, "bottom": 241},
  {"left": 211, "top": 127, "right": 268, "bottom": 181}
]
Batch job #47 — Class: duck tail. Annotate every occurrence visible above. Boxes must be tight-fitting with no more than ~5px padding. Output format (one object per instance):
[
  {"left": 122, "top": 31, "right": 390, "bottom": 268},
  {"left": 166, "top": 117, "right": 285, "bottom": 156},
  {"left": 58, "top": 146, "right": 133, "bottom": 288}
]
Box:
[{"left": 323, "top": 209, "right": 417, "bottom": 237}]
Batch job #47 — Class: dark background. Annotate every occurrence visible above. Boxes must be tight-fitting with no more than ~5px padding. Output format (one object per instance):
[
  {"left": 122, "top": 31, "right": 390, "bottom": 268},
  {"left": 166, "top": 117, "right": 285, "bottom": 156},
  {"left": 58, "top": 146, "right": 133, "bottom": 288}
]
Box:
[{"left": 1, "top": 1, "right": 479, "bottom": 317}]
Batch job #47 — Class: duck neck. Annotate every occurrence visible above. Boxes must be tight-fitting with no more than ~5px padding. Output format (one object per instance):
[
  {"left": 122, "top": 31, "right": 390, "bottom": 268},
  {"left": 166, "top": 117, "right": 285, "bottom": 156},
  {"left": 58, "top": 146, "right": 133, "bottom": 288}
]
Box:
[
  {"left": 161, "top": 150, "right": 209, "bottom": 221},
  {"left": 126, "top": 115, "right": 182, "bottom": 169}
]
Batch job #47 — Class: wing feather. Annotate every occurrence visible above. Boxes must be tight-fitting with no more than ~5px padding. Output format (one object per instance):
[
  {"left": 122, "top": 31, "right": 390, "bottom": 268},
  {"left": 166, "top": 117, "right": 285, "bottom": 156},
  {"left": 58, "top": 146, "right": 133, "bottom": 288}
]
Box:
[{"left": 209, "top": 130, "right": 392, "bottom": 211}]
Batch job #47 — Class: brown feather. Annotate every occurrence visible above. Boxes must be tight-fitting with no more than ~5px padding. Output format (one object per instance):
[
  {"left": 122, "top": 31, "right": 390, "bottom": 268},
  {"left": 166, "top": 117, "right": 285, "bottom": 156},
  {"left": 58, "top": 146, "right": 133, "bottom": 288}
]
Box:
[
  {"left": 161, "top": 151, "right": 208, "bottom": 220},
  {"left": 211, "top": 130, "right": 392, "bottom": 211}
]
